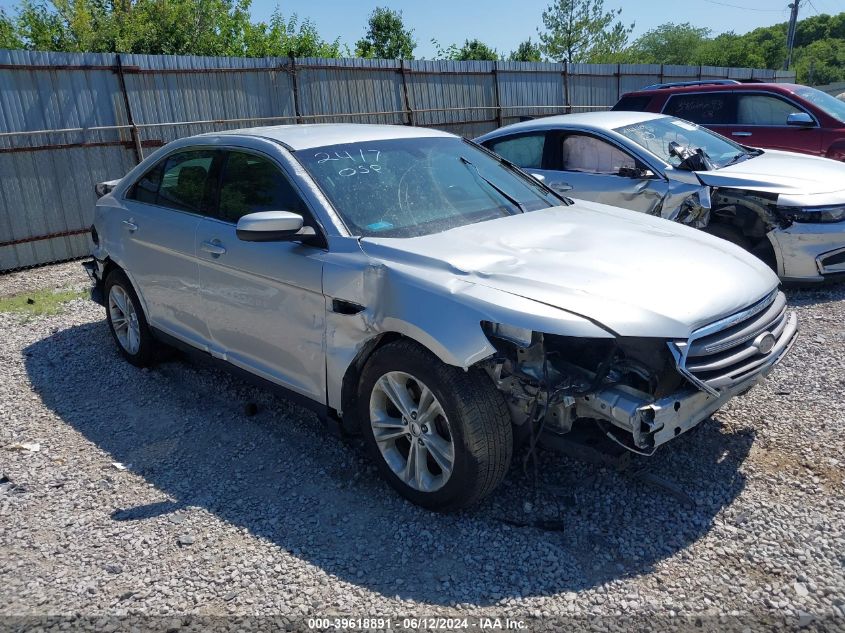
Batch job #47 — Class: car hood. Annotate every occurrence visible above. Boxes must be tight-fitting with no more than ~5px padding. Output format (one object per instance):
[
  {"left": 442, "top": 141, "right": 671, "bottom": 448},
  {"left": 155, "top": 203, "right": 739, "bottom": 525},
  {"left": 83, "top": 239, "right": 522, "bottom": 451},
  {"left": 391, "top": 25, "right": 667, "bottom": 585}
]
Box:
[
  {"left": 359, "top": 202, "right": 779, "bottom": 339},
  {"left": 695, "top": 149, "right": 845, "bottom": 197}
]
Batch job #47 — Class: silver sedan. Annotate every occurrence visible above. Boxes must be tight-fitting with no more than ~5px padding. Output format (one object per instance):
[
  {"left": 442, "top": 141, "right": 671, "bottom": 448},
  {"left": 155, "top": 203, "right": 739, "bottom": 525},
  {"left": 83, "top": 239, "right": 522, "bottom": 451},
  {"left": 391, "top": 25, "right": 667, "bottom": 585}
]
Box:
[
  {"left": 85, "top": 124, "right": 796, "bottom": 510},
  {"left": 476, "top": 112, "right": 845, "bottom": 283}
]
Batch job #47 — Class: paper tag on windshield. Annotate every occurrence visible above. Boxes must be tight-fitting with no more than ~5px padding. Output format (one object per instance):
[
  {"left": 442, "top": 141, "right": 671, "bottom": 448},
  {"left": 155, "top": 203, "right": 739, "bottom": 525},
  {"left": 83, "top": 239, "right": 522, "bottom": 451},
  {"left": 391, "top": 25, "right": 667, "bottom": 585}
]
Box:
[{"left": 671, "top": 120, "right": 698, "bottom": 131}]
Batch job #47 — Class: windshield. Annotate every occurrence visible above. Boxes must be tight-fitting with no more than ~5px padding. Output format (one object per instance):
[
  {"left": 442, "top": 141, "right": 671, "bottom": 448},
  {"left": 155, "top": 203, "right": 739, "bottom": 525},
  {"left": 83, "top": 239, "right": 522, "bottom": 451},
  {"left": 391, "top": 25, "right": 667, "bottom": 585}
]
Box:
[
  {"left": 615, "top": 117, "right": 749, "bottom": 169},
  {"left": 295, "top": 137, "right": 559, "bottom": 238},
  {"left": 793, "top": 86, "right": 845, "bottom": 124}
]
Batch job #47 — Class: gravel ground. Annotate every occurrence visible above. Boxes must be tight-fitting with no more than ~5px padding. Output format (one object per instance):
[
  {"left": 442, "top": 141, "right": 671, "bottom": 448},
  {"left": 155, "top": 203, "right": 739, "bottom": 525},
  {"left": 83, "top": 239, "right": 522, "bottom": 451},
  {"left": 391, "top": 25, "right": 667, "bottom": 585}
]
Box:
[{"left": 1, "top": 262, "right": 843, "bottom": 632}]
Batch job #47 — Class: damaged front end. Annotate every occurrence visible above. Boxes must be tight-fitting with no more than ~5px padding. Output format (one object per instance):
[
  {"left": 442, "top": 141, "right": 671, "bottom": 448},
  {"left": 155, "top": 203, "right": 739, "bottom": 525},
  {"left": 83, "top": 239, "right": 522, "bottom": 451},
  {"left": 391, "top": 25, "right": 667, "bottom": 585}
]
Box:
[
  {"left": 480, "top": 294, "right": 798, "bottom": 454},
  {"left": 481, "top": 325, "right": 693, "bottom": 454}
]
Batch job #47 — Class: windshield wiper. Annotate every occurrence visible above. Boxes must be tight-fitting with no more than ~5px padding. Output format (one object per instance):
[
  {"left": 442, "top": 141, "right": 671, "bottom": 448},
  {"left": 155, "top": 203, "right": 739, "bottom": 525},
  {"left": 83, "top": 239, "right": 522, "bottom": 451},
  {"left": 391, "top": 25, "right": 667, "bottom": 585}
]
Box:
[{"left": 459, "top": 156, "right": 526, "bottom": 213}]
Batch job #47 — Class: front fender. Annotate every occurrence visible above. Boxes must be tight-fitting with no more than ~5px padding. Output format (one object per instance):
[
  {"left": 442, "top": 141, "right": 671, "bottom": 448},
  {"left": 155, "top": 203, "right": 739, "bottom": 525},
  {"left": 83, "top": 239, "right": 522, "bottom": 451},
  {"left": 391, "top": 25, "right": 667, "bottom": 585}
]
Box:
[{"left": 322, "top": 252, "right": 613, "bottom": 413}]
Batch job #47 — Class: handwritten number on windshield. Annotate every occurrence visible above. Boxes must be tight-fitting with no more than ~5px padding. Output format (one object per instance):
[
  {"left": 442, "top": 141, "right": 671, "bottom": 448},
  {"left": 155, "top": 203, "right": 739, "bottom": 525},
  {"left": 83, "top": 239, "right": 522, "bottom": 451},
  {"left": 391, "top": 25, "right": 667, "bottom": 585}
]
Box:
[{"left": 315, "top": 149, "right": 381, "bottom": 164}]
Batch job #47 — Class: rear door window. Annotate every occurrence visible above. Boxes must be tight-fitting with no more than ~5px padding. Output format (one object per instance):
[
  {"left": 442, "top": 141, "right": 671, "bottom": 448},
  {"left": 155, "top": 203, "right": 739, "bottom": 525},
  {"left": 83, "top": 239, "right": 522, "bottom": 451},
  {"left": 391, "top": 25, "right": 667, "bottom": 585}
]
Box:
[
  {"left": 486, "top": 134, "right": 547, "bottom": 169},
  {"left": 128, "top": 149, "right": 219, "bottom": 215},
  {"left": 663, "top": 93, "right": 736, "bottom": 125}
]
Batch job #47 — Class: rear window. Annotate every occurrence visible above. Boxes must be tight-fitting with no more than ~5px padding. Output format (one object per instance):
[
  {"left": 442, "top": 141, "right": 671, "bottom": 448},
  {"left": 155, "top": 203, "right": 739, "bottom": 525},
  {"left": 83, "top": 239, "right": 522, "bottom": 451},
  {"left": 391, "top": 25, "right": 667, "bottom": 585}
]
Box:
[
  {"left": 663, "top": 93, "right": 735, "bottom": 125},
  {"left": 612, "top": 95, "right": 652, "bottom": 112}
]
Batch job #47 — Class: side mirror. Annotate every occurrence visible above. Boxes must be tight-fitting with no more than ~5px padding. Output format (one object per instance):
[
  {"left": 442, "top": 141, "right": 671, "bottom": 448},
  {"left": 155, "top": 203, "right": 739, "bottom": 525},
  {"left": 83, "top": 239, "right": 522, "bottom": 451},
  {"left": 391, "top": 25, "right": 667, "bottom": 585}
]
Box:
[
  {"left": 236, "top": 211, "right": 304, "bottom": 242},
  {"left": 550, "top": 181, "right": 573, "bottom": 194},
  {"left": 786, "top": 112, "right": 815, "bottom": 127}
]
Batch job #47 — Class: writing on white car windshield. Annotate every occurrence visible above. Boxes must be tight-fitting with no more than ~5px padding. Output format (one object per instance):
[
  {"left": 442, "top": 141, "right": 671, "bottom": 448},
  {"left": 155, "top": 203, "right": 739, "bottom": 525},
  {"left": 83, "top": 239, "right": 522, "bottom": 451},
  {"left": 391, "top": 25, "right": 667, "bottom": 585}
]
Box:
[{"left": 296, "top": 137, "right": 559, "bottom": 238}]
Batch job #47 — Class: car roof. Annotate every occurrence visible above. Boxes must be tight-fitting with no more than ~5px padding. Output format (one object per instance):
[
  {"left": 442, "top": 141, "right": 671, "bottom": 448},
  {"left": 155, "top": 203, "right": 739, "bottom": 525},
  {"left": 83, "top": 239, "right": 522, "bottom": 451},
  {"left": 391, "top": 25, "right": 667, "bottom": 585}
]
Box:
[
  {"left": 476, "top": 111, "right": 666, "bottom": 139},
  {"left": 205, "top": 123, "right": 455, "bottom": 150},
  {"left": 626, "top": 82, "right": 802, "bottom": 97}
]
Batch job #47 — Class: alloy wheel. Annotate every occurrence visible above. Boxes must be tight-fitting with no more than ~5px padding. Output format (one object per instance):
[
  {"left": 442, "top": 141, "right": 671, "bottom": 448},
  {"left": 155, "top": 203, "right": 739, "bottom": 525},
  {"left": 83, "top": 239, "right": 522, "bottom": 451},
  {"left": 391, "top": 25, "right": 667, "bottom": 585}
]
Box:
[{"left": 369, "top": 371, "right": 455, "bottom": 492}]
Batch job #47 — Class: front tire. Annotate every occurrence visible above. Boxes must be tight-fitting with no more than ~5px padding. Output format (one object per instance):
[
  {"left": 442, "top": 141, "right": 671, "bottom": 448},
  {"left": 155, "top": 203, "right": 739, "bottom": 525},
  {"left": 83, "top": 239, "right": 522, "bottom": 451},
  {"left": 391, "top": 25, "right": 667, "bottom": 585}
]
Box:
[
  {"left": 358, "top": 340, "right": 512, "bottom": 511},
  {"left": 104, "top": 269, "right": 156, "bottom": 367}
]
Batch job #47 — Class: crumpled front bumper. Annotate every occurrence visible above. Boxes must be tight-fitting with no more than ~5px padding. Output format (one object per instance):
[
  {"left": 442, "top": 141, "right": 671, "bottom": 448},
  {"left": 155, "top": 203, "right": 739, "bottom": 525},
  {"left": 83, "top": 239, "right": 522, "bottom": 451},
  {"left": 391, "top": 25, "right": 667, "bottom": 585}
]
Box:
[
  {"left": 768, "top": 221, "right": 845, "bottom": 282},
  {"left": 575, "top": 312, "right": 798, "bottom": 452}
]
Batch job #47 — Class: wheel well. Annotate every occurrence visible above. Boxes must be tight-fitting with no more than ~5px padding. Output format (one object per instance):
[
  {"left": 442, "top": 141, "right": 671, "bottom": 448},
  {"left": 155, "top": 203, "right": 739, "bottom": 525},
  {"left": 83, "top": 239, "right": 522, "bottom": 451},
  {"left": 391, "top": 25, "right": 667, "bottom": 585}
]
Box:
[
  {"left": 101, "top": 257, "right": 121, "bottom": 282},
  {"left": 338, "top": 332, "right": 429, "bottom": 434},
  {"left": 708, "top": 203, "right": 777, "bottom": 270}
]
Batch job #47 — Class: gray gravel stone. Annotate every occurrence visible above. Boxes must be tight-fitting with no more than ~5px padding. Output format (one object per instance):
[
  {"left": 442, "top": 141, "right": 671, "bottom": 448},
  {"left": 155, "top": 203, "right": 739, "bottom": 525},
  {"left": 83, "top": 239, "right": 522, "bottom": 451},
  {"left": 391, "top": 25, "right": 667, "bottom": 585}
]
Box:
[{"left": 1, "top": 262, "right": 843, "bottom": 628}]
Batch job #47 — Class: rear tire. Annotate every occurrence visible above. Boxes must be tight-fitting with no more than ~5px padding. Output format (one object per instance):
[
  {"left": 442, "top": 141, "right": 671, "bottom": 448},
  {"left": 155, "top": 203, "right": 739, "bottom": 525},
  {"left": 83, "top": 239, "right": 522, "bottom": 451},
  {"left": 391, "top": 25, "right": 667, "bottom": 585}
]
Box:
[
  {"left": 104, "top": 269, "right": 157, "bottom": 367},
  {"left": 358, "top": 340, "right": 512, "bottom": 511}
]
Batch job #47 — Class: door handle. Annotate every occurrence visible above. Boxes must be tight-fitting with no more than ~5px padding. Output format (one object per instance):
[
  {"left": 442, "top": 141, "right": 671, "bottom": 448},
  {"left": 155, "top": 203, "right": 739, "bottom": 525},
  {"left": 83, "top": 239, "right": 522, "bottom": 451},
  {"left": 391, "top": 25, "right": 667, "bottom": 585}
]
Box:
[
  {"left": 200, "top": 240, "right": 226, "bottom": 256},
  {"left": 122, "top": 219, "right": 138, "bottom": 232},
  {"left": 731, "top": 132, "right": 752, "bottom": 137}
]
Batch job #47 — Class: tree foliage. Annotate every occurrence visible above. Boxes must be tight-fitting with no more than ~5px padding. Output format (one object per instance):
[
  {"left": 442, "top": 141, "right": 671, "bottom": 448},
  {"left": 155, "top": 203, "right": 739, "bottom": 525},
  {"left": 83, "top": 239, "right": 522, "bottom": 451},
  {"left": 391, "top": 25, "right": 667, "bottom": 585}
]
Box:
[
  {"left": 620, "top": 23, "right": 711, "bottom": 65},
  {"left": 245, "top": 10, "right": 342, "bottom": 58},
  {"left": 538, "top": 0, "right": 634, "bottom": 63},
  {"left": 620, "top": 13, "right": 845, "bottom": 84},
  {"left": 451, "top": 38, "right": 498, "bottom": 61},
  {"left": 0, "top": 9, "right": 24, "bottom": 49},
  {"left": 1, "top": 0, "right": 341, "bottom": 57},
  {"left": 354, "top": 6, "right": 414, "bottom": 59},
  {"left": 509, "top": 38, "right": 542, "bottom": 62}
]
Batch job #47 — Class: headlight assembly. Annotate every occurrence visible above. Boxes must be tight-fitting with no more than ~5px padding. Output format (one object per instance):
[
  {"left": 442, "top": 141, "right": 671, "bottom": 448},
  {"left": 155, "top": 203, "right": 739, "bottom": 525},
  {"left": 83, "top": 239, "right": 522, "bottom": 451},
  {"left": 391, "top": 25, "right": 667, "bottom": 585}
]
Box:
[{"left": 779, "top": 205, "right": 845, "bottom": 223}]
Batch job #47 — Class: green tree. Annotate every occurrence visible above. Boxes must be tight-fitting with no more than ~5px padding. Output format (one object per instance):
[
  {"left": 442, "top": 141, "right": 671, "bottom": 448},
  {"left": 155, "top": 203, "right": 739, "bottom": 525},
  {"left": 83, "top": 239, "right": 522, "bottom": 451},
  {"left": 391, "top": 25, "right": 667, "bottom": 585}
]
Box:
[
  {"left": 245, "top": 10, "right": 342, "bottom": 57},
  {"left": 509, "top": 38, "right": 542, "bottom": 62},
  {"left": 355, "top": 7, "right": 414, "bottom": 59},
  {"left": 452, "top": 38, "right": 498, "bottom": 61},
  {"left": 794, "top": 38, "right": 845, "bottom": 84},
  {"left": 694, "top": 32, "right": 766, "bottom": 68},
  {"left": 0, "top": 9, "right": 23, "bottom": 49},
  {"left": 623, "top": 23, "right": 710, "bottom": 64},
  {"left": 2, "top": 0, "right": 343, "bottom": 57},
  {"left": 538, "top": 0, "right": 634, "bottom": 63}
]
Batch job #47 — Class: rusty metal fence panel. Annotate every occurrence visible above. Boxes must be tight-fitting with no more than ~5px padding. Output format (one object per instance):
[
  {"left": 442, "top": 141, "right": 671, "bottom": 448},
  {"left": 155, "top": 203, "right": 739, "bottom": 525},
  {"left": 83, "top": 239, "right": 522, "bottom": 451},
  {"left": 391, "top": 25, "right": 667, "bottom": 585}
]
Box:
[{"left": 0, "top": 50, "right": 796, "bottom": 271}]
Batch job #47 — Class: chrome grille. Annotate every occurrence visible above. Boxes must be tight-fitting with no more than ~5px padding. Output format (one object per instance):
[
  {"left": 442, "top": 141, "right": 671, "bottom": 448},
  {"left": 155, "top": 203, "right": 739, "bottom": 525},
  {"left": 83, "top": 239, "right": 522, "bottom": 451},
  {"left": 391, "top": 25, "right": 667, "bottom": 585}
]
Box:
[{"left": 671, "top": 290, "right": 797, "bottom": 394}]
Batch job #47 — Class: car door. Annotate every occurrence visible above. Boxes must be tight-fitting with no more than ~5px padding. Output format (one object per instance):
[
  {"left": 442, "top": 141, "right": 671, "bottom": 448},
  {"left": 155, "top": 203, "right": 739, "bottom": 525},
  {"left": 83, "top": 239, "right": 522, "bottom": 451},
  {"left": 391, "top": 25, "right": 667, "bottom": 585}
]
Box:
[
  {"left": 545, "top": 132, "right": 669, "bottom": 214},
  {"left": 725, "top": 92, "right": 824, "bottom": 155},
  {"left": 119, "top": 148, "right": 223, "bottom": 350},
  {"left": 195, "top": 149, "right": 327, "bottom": 401}
]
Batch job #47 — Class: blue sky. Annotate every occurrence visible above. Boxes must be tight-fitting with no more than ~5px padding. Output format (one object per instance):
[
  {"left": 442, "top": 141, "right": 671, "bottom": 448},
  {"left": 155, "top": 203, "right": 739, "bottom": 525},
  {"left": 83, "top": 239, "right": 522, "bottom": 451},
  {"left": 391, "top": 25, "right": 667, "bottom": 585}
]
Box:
[
  {"left": 245, "top": 0, "right": 830, "bottom": 58},
  {"left": 0, "top": 0, "right": 838, "bottom": 58}
]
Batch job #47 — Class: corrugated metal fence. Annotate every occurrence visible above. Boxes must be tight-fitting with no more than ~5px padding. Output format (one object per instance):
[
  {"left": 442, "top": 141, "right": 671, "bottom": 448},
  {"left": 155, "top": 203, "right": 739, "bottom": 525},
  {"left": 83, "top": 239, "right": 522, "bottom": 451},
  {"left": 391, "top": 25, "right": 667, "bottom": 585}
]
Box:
[{"left": 0, "top": 50, "right": 796, "bottom": 271}]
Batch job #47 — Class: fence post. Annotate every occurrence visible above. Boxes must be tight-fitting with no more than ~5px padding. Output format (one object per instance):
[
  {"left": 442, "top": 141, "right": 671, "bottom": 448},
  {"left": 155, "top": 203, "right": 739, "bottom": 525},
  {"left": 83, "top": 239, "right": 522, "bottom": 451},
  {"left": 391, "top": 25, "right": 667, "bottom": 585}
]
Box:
[
  {"left": 563, "top": 63, "right": 571, "bottom": 114},
  {"left": 289, "top": 56, "right": 303, "bottom": 124},
  {"left": 400, "top": 59, "right": 414, "bottom": 126},
  {"left": 115, "top": 53, "right": 143, "bottom": 163},
  {"left": 492, "top": 61, "right": 503, "bottom": 128},
  {"left": 659, "top": 63, "right": 665, "bottom": 85},
  {"left": 616, "top": 63, "right": 622, "bottom": 102}
]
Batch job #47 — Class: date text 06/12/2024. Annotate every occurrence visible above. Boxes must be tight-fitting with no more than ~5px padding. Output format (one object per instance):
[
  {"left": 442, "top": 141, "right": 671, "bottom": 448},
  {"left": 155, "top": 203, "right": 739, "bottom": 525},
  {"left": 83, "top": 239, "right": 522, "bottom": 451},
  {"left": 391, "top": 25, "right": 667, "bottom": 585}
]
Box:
[{"left": 306, "top": 617, "right": 528, "bottom": 630}]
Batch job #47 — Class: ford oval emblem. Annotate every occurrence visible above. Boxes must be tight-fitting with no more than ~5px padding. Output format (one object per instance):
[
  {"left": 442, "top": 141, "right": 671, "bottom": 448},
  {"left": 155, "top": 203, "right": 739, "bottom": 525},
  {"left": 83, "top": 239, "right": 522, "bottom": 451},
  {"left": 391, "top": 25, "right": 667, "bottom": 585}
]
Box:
[{"left": 753, "top": 332, "right": 776, "bottom": 355}]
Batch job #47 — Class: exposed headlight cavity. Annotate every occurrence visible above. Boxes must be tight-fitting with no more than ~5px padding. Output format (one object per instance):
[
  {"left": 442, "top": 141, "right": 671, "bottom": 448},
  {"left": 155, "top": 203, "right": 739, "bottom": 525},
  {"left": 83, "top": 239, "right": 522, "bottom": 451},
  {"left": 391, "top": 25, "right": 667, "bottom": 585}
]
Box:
[
  {"left": 483, "top": 322, "right": 534, "bottom": 347},
  {"left": 778, "top": 205, "right": 845, "bottom": 223}
]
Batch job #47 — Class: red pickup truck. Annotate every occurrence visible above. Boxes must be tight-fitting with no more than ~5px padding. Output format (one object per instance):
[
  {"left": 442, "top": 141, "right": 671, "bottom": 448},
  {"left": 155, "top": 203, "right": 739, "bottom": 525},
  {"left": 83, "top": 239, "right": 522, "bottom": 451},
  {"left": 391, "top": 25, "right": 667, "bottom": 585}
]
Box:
[{"left": 613, "top": 81, "right": 845, "bottom": 161}]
